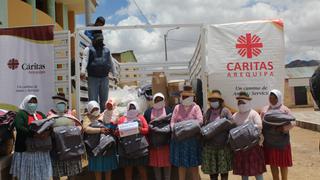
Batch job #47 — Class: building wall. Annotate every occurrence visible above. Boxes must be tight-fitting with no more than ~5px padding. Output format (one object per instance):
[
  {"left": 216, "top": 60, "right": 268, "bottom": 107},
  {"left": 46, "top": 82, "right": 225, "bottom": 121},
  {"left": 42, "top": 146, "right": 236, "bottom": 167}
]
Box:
[
  {"left": 0, "top": 0, "right": 8, "bottom": 28},
  {"left": 284, "top": 78, "right": 315, "bottom": 108},
  {"left": 120, "top": 50, "right": 137, "bottom": 63},
  {"left": 284, "top": 79, "right": 295, "bottom": 107},
  {"left": 55, "top": 2, "right": 63, "bottom": 28},
  {"left": 8, "top": 0, "right": 33, "bottom": 27},
  {"left": 7, "top": 0, "right": 63, "bottom": 30},
  {"left": 112, "top": 50, "right": 139, "bottom": 87},
  {"left": 306, "top": 87, "right": 315, "bottom": 106}
]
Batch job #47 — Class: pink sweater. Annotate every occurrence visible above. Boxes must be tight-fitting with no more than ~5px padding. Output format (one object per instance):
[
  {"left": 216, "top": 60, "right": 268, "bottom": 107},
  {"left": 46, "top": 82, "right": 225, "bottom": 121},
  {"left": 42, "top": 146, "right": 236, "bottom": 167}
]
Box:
[
  {"left": 170, "top": 103, "right": 203, "bottom": 128},
  {"left": 232, "top": 109, "right": 262, "bottom": 130}
]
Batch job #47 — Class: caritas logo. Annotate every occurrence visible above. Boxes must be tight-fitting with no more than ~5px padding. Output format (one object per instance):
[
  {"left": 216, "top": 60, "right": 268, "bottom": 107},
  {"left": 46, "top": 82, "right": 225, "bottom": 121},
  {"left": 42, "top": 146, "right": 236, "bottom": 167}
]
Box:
[
  {"left": 7, "top": 58, "right": 46, "bottom": 74},
  {"left": 227, "top": 33, "right": 274, "bottom": 78},
  {"left": 7, "top": 58, "right": 20, "bottom": 70},
  {"left": 236, "top": 33, "right": 263, "bottom": 58}
]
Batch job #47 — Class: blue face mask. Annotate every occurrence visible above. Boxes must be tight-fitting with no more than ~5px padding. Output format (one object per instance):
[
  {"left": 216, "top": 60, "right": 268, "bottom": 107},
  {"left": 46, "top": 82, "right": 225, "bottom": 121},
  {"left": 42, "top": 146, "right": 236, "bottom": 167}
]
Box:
[
  {"left": 27, "top": 103, "right": 37, "bottom": 113},
  {"left": 56, "top": 103, "right": 66, "bottom": 113},
  {"left": 210, "top": 101, "right": 220, "bottom": 109}
]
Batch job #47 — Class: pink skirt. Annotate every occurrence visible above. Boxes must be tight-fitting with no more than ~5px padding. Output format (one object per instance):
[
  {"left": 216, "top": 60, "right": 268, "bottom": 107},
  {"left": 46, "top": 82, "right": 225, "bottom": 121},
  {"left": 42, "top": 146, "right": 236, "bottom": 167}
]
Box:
[
  {"left": 264, "top": 144, "right": 293, "bottom": 167},
  {"left": 149, "top": 145, "right": 171, "bottom": 167}
]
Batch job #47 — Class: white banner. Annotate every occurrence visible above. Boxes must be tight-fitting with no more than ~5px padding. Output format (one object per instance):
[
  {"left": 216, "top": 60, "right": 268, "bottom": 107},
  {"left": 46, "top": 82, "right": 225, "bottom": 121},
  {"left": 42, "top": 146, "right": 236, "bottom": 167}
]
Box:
[
  {"left": 207, "top": 20, "right": 285, "bottom": 111},
  {"left": 0, "top": 26, "right": 54, "bottom": 113}
]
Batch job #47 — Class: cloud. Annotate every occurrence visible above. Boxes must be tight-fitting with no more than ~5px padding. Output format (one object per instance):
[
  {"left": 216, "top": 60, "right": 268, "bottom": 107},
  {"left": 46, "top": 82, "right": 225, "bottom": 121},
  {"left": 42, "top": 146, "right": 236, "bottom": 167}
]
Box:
[{"left": 100, "top": 0, "right": 320, "bottom": 63}]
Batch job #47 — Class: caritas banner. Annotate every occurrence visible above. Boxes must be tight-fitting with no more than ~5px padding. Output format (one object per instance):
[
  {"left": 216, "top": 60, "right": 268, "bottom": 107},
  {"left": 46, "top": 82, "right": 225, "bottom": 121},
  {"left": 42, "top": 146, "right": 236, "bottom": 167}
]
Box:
[
  {"left": 0, "top": 25, "right": 54, "bottom": 112},
  {"left": 207, "top": 20, "right": 285, "bottom": 111}
]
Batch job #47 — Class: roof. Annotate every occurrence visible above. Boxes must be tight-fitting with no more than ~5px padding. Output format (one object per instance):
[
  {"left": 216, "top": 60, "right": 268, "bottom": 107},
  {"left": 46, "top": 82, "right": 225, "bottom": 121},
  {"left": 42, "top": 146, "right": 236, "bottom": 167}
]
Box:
[
  {"left": 112, "top": 50, "right": 137, "bottom": 63},
  {"left": 285, "top": 66, "right": 318, "bottom": 79}
]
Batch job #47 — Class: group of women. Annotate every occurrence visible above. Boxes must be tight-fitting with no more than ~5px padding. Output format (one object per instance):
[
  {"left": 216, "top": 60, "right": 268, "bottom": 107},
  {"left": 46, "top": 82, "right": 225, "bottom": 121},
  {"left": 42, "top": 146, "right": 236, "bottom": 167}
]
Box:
[{"left": 9, "top": 85, "right": 294, "bottom": 180}]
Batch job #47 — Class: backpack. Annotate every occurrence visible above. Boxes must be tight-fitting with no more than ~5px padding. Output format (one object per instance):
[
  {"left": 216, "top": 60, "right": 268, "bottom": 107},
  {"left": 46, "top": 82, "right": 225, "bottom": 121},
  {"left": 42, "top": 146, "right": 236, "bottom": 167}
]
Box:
[
  {"left": 310, "top": 66, "right": 320, "bottom": 108},
  {"left": 262, "top": 123, "right": 290, "bottom": 149},
  {"left": 118, "top": 134, "right": 149, "bottom": 159},
  {"left": 201, "top": 118, "right": 234, "bottom": 140},
  {"left": 173, "top": 120, "right": 201, "bottom": 141},
  {"left": 29, "top": 118, "right": 55, "bottom": 134},
  {"left": 201, "top": 118, "right": 236, "bottom": 147},
  {"left": 148, "top": 113, "right": 172, "bottom": 147},
  {"left": 52, "top": 126, "right": 85, "bottom": 161},
  {"left": 0, "top": 111, "right": 16, "bottom": 155},
  {"left": 25, "top": 119, "right": 54, "bottom": 152},
  {"left": 0, "top": 111, "right": 16, "bottom": 145},
  {"left": 84, "top": 120, "right": 116, "bottom": 157},
  {"left": 263, "top": 109, "right": 295, "bottom": 126},
  {"left": 229, "top": 121, "right": 260, "bottom": 151}
]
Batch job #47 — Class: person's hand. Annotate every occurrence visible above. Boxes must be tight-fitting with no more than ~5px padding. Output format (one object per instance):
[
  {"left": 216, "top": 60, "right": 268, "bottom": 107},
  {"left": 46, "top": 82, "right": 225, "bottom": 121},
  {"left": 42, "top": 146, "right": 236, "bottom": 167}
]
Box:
[
  {"left": 259, "top": 134, "right": 264, "bottom": 146},
  {"left": 100, "top": 127, "right": 109, "bottom": 134},
  {"left": 80, "top": 73, "right": 86, "bottom": 81},
  {"left": 112, "top": 77, "right": 118, "bottom": 84}
]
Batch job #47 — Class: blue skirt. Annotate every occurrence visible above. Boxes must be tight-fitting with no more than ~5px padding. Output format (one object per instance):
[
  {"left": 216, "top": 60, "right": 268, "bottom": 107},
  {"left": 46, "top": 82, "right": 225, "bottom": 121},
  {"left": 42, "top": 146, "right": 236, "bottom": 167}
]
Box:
[
  {"left": 89, "top": 154, "right": 118, "bottom": 172},
  {"left": 170, "top": 138, "right": 202, "bottom": 168},
  {"left": 10, "top": 151, "right": 52, "bottom": 180}
]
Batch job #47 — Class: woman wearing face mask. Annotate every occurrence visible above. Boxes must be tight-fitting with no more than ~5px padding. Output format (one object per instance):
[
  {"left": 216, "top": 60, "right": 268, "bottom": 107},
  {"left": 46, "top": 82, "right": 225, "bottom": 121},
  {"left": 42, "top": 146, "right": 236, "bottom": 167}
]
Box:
[
  {"left": 48, "top": 93, "right": 73, "bottom": 116},
  {"left": 261, "top": 90, "right": 294, "bottom": 180},
  {"left": 144, "top": 93, "right": 172, "bottom": 180},
  {"left": 47, "top": 96, "right": 83, "bottom": 180},
  {"left": 117, "top": 101, "right": 149, "bottom": 180},
  {"left": 83, "top": 100, "right": 118, "bottom": 180},
  {"left": 231, "top": 92, "right": 266, "bottom": 180},
  {"left": 101, "top": 99, "right": 119, "bottom": 125},
  {"left": 170, "top": 85, "right": 203, "bottom": 180},
  {"left": 10, "top": 95, "right": 53, "bottom": 180},
  {"left": 201, "top": 90, "right": 233, "bottom": 180}
]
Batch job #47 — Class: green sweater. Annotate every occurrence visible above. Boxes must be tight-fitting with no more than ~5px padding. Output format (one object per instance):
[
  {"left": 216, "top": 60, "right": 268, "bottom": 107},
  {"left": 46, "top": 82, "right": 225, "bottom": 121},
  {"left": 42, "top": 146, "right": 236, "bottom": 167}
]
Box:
[{"left": 14, "top": 110, "right": 46, "bottom": 152}]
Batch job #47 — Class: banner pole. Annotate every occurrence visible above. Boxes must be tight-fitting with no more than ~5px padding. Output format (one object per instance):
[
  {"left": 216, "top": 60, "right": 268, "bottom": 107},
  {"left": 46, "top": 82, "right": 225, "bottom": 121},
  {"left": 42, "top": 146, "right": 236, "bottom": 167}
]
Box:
[
  {"left": 200, "top": 25, "right": 208, "bottom": 111},
  {"left": 67, "top": 30, "right": 72, "bottom": 110},
  {"left": 75, "top": 31, "right": 81, "bottom": 120}
]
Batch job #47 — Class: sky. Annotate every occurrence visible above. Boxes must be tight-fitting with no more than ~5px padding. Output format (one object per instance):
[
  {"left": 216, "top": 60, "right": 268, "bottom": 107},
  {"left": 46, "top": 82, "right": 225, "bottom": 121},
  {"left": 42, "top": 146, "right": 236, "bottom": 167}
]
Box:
[{"left": 76, "top": 0, "right": 320, "bottom": 63}]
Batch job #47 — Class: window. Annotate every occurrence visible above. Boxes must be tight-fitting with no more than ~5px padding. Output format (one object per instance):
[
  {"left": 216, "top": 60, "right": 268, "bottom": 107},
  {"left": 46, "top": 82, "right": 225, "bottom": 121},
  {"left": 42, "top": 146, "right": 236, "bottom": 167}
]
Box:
[{"left": 36, "top": 0, "right": 48, "bottom": 14}]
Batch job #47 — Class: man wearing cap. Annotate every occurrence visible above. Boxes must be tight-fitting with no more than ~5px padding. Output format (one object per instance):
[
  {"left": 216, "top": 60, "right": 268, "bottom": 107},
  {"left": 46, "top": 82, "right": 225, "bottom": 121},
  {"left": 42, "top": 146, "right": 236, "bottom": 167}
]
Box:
[
  {"left": 231, "top": 92, "right": 266, "bottom": 180},
  {"left": 81, "top": 33, "right": 117, "bottom": 112},
  {"left": 84, "top": 16, "right": 105, "bottom": 41}
]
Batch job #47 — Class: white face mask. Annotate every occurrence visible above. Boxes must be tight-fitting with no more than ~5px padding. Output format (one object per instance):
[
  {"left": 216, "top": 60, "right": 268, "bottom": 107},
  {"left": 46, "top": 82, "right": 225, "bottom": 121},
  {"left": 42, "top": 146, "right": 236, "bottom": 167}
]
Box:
[
  {"left": 91, "top": 110, "right": 100, "bottom": 117},
  {"left": 238, "top": 103, "right": 251, "bottom": 113},
  {"left": 153, "top": 101, "right": 165, "bottom": 109},
  {"left": 182, "top": 96, "right": 194, "bottom": 106},
  {"left": 210, "top": 101, "right": 220, "bottom": 109}
]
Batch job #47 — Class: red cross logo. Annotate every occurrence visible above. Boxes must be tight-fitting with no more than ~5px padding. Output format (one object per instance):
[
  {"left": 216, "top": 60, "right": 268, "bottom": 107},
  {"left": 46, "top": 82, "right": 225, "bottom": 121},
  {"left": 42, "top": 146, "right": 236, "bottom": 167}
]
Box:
[
  {"left": 7, "top": 58, "right": 20, "bottom": 70},
  {"left": 236, "top": 33, "right": 263, "bottom": 58}
]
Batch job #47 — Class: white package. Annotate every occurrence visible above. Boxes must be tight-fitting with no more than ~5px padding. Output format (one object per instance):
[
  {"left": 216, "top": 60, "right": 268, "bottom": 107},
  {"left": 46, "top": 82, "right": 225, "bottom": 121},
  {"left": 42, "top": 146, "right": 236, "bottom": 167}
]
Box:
[{"left": 118, "top": 121, "right": 139, "bottom": 137}]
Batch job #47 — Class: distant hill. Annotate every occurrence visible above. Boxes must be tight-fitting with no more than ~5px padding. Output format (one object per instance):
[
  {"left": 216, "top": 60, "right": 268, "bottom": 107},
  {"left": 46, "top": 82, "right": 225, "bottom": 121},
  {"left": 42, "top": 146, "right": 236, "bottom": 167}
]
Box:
[{"left": 285, "top": 60, "right": 320, "bottom": 68}]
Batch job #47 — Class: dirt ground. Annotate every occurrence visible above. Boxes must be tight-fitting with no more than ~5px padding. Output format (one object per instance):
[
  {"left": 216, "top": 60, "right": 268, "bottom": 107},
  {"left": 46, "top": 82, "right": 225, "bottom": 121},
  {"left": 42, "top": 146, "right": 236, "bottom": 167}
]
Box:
[{"left": 200, "top": 127, "right": 320, "bottom": 180}]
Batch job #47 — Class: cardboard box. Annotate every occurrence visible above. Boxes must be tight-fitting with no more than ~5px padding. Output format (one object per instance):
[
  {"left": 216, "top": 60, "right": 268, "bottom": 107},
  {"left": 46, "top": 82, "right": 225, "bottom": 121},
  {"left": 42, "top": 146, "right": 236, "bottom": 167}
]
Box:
[
  {"left": 167, "top": 80, "right": 185, "bottom": 107},
  {"left": 152, "top": 72, "right": 169, "bottom": 101}
]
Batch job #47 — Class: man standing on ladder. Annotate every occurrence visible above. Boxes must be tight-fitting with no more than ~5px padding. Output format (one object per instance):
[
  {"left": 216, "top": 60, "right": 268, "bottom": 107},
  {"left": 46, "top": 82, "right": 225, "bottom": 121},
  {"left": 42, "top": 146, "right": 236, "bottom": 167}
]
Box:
[{"left": 80, "top": 33, "right": 117, "bottom": 112}]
